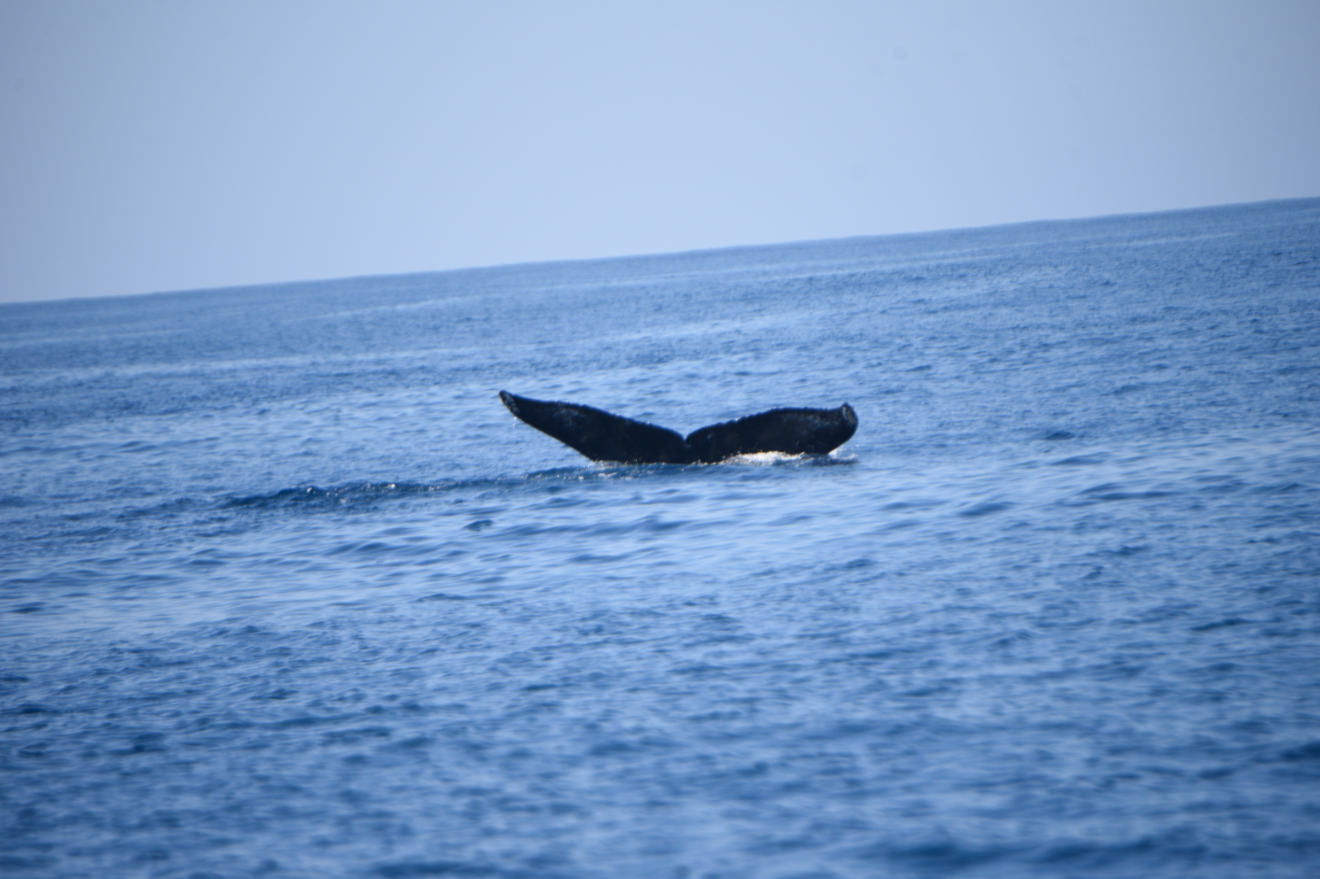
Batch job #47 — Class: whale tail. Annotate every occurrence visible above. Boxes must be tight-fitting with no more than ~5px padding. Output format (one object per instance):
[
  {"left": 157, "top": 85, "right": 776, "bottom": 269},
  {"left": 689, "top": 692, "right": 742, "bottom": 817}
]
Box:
[{"left": 499, "top": 391, "right": 857, "bottom": 464}]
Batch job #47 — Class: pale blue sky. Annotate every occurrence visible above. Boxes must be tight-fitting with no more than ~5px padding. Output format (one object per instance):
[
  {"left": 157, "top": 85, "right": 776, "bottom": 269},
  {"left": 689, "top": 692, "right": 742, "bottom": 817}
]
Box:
[{"left": 2, "top": 1, "right": 1317, "bottom": 303}]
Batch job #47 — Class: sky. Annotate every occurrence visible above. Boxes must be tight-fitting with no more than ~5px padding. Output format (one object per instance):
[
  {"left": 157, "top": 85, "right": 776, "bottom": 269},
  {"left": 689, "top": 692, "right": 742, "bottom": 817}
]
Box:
[{"left": 2, "top": 1, "right": 1318, "bottom": 304}]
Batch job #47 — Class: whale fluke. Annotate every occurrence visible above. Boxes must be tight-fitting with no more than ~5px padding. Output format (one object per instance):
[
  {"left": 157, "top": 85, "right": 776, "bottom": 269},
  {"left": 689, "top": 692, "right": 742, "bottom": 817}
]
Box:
[
  {"left": 498, "top": 391, "right": 691, "bottom": 463},
  {"left": 499, "top": 391, "right": 857, "bottom": 464}
]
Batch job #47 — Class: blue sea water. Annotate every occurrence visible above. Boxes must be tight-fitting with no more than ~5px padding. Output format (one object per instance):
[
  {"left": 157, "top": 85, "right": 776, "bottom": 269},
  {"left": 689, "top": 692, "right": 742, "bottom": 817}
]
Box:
[{"left": 2, "top": 199, "right": 1319, "bottom": 878}]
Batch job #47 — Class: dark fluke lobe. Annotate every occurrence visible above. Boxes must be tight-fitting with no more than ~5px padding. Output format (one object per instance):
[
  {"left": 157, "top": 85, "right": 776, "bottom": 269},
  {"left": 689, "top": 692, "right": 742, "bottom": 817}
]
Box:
[{"left": 499, "top": 391, "right": 857, "bottom": 464}]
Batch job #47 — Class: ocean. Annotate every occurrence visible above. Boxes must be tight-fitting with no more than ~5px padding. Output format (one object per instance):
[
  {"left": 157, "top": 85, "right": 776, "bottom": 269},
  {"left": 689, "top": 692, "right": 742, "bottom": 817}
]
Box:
[{"left": 2, "top": 198, "right": 1318, "bottom": 878}]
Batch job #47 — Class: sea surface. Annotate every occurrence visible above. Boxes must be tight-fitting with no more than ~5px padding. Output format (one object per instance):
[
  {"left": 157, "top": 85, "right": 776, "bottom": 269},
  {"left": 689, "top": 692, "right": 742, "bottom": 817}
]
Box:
[{"left": 2, "top": 199, "right": 1319, "bottom": 878}]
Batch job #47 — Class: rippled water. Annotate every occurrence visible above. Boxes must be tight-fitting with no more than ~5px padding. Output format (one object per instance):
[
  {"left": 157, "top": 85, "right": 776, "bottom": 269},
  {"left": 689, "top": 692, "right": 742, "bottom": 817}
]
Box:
[{"left": 3, "top": 199, "right": 1319, "bottom": 878}]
